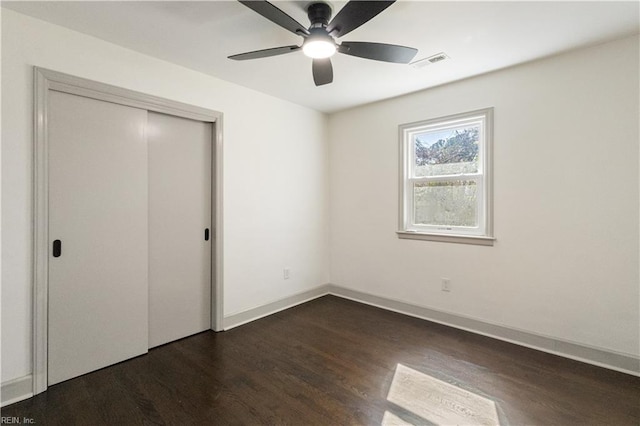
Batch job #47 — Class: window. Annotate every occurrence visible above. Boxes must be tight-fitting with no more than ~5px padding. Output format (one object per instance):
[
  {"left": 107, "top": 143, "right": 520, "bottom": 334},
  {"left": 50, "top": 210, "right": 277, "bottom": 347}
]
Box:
[{"left": 398, "top": 108, "right": 494, "bottom": 245}]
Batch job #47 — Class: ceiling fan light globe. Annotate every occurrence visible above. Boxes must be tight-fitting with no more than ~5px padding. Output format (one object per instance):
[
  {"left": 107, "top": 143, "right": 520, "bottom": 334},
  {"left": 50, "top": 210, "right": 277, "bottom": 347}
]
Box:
[{"left": 303, "top": 39, "right": 336, "bottom": 59}]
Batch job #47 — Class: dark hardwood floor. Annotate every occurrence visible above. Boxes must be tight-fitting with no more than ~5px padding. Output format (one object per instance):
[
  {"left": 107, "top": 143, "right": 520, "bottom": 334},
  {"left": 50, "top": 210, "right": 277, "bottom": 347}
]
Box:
[{"left": 3, "top": 295, "right": 639, "bottom": 425}]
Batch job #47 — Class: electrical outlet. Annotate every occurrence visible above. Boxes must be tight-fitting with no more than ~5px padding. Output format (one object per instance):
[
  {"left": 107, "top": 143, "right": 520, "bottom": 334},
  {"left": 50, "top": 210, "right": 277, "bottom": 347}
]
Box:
[
  {"left": 441, "top": 278, "right": 451, "bottom": 292},
  {"left": 283, "top": 268, "right": 291, "bottom": 280}
]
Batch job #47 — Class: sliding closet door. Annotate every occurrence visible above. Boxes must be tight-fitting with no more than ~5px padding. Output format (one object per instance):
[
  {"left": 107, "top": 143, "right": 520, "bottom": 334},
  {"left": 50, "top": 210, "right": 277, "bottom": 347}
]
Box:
[
  {"left": 48, "top": 91, "right": 149, "bottom": 385},
  {"left": 148, "top": 112, "right": 212, "bottom": 348}
]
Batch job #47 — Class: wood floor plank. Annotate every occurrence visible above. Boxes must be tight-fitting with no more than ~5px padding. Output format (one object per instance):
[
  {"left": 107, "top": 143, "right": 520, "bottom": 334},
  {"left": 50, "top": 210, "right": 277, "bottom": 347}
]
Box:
[{"left": 3, "top": 295, "right": 639, "bottom": 425}]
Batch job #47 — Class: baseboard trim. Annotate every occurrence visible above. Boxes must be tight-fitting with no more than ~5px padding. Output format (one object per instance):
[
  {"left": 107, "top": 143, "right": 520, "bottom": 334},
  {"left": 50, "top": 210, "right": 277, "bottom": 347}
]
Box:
[
  {"left": 220, "top": 283, "right": 638, "bottom": 375},
  {"left": 326, "top": 284, "right": 640, "bottom": 376},
  {"left": 223, "top": 285, "right": 330, "bottom": 330},
  {"left": 1, "top": 375, "right": 33, "bottom": 407}
]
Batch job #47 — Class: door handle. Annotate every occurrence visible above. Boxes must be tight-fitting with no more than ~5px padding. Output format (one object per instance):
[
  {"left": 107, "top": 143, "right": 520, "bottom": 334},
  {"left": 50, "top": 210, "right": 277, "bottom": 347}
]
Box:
[
  {"left": 53, "top": 240, "right": 62, "bottom": 257},
  {"left": 204, "top": 228, "right": 210, "bottom": 241}
]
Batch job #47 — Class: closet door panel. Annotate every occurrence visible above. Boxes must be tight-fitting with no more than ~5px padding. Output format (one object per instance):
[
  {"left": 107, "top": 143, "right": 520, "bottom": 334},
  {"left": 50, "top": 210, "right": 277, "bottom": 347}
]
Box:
[
  {"left": 148, "top": 112, "right": 212, "bottom": 348},
  {"left": 48, "top": 91, "right": 149, "bottom": 385}
]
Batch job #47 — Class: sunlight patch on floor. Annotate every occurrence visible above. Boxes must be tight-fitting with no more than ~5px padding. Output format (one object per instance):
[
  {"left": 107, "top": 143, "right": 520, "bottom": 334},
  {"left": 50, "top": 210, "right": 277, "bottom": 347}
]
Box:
[
  {"left": 383, "top": 364, "right": 500, "bottom": 426},
  {"left": 381, "top": 410, "right": 410, "bottom": 425}
]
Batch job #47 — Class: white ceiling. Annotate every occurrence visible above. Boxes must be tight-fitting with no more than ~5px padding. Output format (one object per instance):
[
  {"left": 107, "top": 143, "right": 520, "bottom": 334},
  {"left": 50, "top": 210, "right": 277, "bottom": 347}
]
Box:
[{"left": 4, "top": 1, "right": 639, "bottom": 113}]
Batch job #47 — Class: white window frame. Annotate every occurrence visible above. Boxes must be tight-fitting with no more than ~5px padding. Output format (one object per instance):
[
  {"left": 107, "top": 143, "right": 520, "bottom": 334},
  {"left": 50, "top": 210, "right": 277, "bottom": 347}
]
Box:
[{"left": 397, "top": 108, "right": 494, "bottom": 246}]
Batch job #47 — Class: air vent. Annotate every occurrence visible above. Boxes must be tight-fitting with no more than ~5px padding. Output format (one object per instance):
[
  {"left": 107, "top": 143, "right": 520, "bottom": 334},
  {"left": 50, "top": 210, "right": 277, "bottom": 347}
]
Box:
[{"left": 410, "top": 52, "right": 450, "bottom": 69}]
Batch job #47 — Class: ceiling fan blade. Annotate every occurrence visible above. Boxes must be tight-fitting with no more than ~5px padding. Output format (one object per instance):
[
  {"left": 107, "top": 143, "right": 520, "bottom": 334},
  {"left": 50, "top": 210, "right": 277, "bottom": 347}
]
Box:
[
  {"left": 326, "top": 1, "right": 395, "bottom": 38},
  {"left": 338, "top": 41, "right": 417, "bottom": 63},
  {"left": 239, "top": 1, "right": 310, "bottom": 37},
  {"left": 312, "top": 58, "right": 333, "bottom": 86},
  {"left": 228, "top": 45, "right": 301, "bottom": 60}
]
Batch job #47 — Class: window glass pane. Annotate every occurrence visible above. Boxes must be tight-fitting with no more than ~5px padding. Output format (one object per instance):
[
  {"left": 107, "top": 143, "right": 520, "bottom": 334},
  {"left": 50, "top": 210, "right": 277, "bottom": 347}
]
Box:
[
  {"left": 413, "top": 180, "right": 477, "bottom": 227},
  {"left": 414, "top": 125, "right": 479, "bottom": 177}
]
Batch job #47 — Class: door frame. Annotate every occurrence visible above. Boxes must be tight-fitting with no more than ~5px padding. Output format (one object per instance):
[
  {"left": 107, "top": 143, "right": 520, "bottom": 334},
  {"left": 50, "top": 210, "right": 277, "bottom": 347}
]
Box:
[{"left": 32, "top": 67, "right": 224, "bottom": 395}]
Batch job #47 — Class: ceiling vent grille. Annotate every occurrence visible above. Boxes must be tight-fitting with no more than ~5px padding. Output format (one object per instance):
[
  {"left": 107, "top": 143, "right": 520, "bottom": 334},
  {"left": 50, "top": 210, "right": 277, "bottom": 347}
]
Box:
[{"left": 411, "top": 52, "right": 450, "bottom": 69}]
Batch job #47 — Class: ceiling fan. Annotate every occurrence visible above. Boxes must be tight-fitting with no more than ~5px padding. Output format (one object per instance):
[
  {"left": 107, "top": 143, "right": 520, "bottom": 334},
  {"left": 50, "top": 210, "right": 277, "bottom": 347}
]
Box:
[{"left": 228, "top": 0, "right": 418, "bottom": 86}]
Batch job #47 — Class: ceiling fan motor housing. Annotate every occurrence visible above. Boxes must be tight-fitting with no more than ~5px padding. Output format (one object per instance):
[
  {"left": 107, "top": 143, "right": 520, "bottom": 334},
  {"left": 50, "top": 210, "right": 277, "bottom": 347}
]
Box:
[
  {"left": 307, "top": 3, "right": 332, "bottom": 28},
  {"left": 303, "top": 2, "right": 337, "bottom": 59}
]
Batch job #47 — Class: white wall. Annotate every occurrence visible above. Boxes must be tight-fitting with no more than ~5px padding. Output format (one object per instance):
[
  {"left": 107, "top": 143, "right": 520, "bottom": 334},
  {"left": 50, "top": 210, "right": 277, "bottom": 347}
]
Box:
[
  {"left": 328, "top": 35, "right": 640, "bottom": 357},
  {"left": 1, "top": 9, "right": 330, "bottom": 383}
]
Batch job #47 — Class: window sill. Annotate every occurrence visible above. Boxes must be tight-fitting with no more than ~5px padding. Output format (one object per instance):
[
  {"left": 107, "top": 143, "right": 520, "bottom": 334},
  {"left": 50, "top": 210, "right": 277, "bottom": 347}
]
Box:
[{"left": 397, "top": 231, "right": 495, "bottom": 246}]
